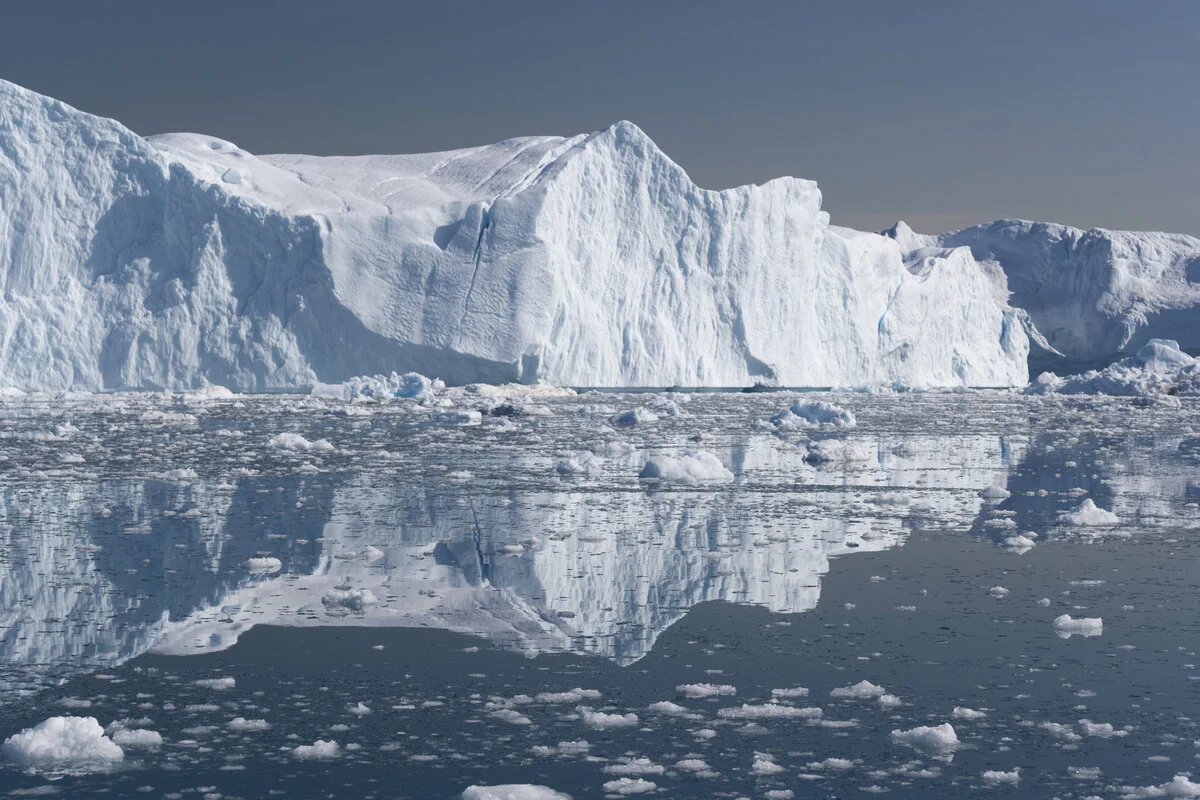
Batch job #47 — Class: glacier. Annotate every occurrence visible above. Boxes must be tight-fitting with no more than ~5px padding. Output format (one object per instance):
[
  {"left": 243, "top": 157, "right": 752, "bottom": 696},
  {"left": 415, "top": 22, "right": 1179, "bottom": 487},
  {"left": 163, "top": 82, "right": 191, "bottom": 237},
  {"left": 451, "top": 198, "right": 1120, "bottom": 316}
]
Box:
[{"left": 0, "top": 79, "right": 1029, "bottom": 391}]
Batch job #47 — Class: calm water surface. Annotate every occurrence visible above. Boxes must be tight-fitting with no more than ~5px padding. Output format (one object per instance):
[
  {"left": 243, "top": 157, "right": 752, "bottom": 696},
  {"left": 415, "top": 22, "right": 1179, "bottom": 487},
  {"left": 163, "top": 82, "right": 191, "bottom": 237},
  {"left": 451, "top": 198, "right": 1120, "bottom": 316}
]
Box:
[{"left": 1, "top": 390, "right": 1197, "bottom": 798}]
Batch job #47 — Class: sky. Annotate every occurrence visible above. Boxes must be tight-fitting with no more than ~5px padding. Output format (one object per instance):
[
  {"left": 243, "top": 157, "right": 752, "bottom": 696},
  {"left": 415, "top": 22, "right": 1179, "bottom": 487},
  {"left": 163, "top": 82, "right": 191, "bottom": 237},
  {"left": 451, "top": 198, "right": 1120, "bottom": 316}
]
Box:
[{"left": 2, "top": 0, "right": 1197, "bottom": 235}]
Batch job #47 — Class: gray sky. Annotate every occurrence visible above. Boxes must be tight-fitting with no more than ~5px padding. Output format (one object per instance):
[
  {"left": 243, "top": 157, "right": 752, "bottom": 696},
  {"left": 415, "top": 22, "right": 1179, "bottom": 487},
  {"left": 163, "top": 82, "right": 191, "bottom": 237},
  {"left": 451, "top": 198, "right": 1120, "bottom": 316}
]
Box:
[{"left": 3, "top": 0, "right": 1197, "bottom": 235}]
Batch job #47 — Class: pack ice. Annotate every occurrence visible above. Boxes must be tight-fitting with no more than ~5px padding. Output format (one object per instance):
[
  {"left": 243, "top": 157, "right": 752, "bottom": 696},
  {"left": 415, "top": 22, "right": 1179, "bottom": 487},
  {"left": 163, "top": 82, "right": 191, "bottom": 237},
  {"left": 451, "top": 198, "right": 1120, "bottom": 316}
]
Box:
[{"left": 0, "top": 79, "right": 1028, "bottom": 391}]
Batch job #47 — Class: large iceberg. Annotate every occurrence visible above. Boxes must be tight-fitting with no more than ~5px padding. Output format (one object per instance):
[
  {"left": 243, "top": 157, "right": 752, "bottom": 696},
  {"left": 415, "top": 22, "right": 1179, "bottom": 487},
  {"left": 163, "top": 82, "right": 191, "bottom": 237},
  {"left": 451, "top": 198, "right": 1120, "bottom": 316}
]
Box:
[
  {"left": 886, "top": 219, "right": 1200, "bottom": 372},
  {"left": 0, "top": 79, "right": 1027, "bottom": 391}
]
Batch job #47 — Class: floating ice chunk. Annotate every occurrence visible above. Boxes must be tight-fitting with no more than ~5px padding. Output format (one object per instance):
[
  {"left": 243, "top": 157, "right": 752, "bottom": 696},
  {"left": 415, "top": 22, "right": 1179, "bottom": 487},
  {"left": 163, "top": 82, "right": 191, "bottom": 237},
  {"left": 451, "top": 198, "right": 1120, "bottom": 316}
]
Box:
[
  {"left": 808, "top": 757, "right": 855, "bottom": 770},
  {"left": 244, "top": 556, "right": 282, "bottom": 574},
  {"left": 952, "top": 707, "right": 987, "bottom": 720},
  {"left": 890, "top": 723, "right": 959, "bottom": 751},
  {"left": 555, "top": 452, "right": 604, "bottom": 476},
  {"left": 1054, "top": 614, "right": 1103, "bottom": 638},
  {"left": 1118, "top": 774, "right": 1200, "bottom": 799},
  {"left": 979, "top": 485, "right": 1012, "bottom": 500},
  {"left": 771, "top": 400, "right": 856, "bottom": 430},
  {"left": 613, "top": 408, "right": 658, "bottom": 426},
  {"left": 878, "top": 694, "right": 902, "bottom": 708},
  {"left": 1, "top": 716, "right": 124, "bottom": 766},
  {"left": 577, "top": 707, "right": 638, "bottom": 729},
  {"left": 293, "top": 739, "right": 339, "bottom": 759},
  {"left": 602, "top": 757, "right": 665, "bottom": 775},
  {"left": 830, "top": 680, "right": 887, "bottom": 699},
  {"left": 268, "top": 432, "right": 335, "bottom": 452},
  {"left": 803, "top": 439, "right": 875, "bottom": 464},
  {"left": 1004, "top": 534, "right": 1037, "bottom": 552},
  {"left": 227, "top": 717, "right": 269, "bottom": 731},
  {"left": 771, "top": 687, "right": 810, "bottom": 699},
  {"left": 433, "top": 409, "right": 483, "bottom": 426},
  {"left": 647, "top": 701, "right": 701, "bottom": 719},
  {"left": 751, "top": 752, "right": 786, "bottom": 775},
  {"left": 1039, "top": 721, "right": 1083, "bottom": 741},
  {"left": 321, "top": 587, "right": 379, "bottom": 613},
  {"left": 461, "top": 787, "right": 571, "bottom": 800},
  {"left": 989, "top": 586, "right": 1010, "bottom": 597},
  {"left": 535, "top": 689, "right": 601, "bottom": 704},
  {"left": 677, "top": 683, "right": 736, "bottom": 698},
  {"left": 193, "top": 677, "right": 235, "bottom": 690},
  {"left": 488, "top": 709, "right": 531, "bottom": 725},
  {"left": 349, "top": 702, "right": 371, "bottom": 717},
  {"left": 1060, "top": 499, "right": 1119, "bottom": 526},
  {"left": 110, "top": 729, "right": 162, "bottom": 748},
  {"left": 639, "top": 450, "right": 733, "bottom": 485},
  {"left": 601, "top": 778, "right": 657, "bottom": 795},
  {"left": 717, "top": 703, "right": 822, "bottom": 720},
  {"left": 1079, "top": 719, "right": 1127, "bottom": 738},
  {"left": 982, "top": 768, "right": 1020, "bottom": 786}
]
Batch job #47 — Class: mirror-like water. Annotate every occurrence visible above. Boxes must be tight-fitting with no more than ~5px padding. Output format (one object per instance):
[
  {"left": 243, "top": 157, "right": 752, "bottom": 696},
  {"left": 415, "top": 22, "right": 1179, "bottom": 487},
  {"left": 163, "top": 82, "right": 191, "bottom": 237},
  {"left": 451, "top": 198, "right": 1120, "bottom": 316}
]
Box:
[{"left": 1, "top": 391, "right": 1197, "bottom": 798}]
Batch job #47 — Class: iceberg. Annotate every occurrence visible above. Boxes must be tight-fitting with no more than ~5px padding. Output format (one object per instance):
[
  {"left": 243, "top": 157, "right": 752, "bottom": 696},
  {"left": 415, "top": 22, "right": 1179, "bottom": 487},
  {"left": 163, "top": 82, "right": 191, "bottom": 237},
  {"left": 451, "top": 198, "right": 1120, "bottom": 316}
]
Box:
[
  {"left": 0, "top": 79, "right": 1026, "bottom": 391},
  {"left": 886, "top": 219, "right": 1200, "bottom": 372}
]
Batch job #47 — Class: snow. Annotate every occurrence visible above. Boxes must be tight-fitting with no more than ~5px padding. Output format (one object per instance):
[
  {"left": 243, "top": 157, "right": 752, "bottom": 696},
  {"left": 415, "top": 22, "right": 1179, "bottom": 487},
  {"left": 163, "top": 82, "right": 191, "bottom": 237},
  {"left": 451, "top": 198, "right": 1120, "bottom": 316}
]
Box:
[
  {"left": 1060, "top": 499, "right": 1120, "bottom": 526},
  {"left": 461, "top": 787, "right": 571, "bottom": 800},
  {"left": 1, "top": 716, "right": 124, "bottom": 766},
  {"left": 0, "top": 78, "right": 1027, "bottom": 392},
  {"left": 890, "top": 723, "right": 960, "bottom": 751},
  {"left": 638, "top": 450, "right": 734, "bottom": 485}
]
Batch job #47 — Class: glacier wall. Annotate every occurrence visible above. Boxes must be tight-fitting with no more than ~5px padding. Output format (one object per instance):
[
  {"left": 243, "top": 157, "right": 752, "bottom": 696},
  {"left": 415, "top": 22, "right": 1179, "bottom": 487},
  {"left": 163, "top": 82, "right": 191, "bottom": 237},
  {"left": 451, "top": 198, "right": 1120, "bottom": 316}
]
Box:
[{"left": 0, "top": 79, "right": 1033, "bottom": 390}]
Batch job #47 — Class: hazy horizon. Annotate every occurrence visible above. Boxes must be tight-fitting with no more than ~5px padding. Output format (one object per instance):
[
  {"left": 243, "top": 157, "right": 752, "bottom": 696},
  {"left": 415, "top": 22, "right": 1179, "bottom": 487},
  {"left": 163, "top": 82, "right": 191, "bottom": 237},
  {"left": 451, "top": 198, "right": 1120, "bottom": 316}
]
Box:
[{"left": 3, "top": 0, "right": 1196, "bottom": 235}]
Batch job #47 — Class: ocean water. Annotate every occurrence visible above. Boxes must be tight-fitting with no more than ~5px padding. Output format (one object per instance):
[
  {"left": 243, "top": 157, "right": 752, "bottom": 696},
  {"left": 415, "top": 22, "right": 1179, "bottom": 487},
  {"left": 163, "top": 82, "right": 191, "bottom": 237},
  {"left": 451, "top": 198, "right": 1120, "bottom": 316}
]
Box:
[{"left": 0, "top": 390, "right": 1197, "bottom": 798}]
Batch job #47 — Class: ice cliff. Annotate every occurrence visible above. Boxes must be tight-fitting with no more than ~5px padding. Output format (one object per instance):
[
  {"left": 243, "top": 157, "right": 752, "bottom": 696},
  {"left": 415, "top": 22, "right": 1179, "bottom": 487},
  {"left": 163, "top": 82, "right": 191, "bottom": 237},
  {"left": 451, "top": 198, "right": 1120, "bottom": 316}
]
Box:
[
  {"left": 886, "top": 219, "right": 1200, "bottom": 372},
  {"left": 0, "top": 79, "right": 1028, "bottom": 391}
]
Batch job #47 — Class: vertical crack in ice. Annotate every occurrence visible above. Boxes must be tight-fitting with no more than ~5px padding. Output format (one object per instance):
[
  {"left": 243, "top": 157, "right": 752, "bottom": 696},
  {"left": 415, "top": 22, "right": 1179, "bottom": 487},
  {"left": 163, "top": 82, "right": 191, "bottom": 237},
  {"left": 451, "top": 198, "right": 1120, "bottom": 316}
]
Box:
[{"left": 455, "top": 204, "right": 491, "bottom": 349}]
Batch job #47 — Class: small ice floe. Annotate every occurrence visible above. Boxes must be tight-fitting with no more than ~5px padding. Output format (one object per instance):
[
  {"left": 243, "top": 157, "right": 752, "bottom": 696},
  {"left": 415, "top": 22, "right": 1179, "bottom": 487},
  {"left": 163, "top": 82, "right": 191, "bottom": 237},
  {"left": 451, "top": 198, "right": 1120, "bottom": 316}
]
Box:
[
  {"left": 602, "top": 757, "right": 665, "bottom": 776},
  {"left": 433, "top": 409, "right": 483, "bottom": 426},
  {"left": 770, "top": 400, "right": 856, "bottom": 430},
  {"left": 268, "top": 432, "right": 335, "bottom": 452},
  {"left": 639, "top": 451, "right": 733, "bottom": 485},
  {"left": 979, "top": 485, "right": 1011, "bottom": 501},
  {"left": 576, "top": 707, "right": 638, "bottom": 729},
  {"left": 677, "top": 683, "right": 736, "bottom": 698},
  {"left": 830, "top": 680, "right": 887, "bottom": 699},
  {"left": 348, "top": 702, "right": 371, "bottom": 717},
  {"left": 321, "top": 587, "right": 379, "bottom": 613},
  {"left": 244, "top": 556, "right": 282, "bottom": 574},
  {"left": 890, "top": 723, "right": 960, "bottom": 752},
  {"left": 1054, "top": 614, "right": 1103, "bottom": 638},
  {"left": 1004, "top": 534, "right": 1037, "bottom": 553},
  {"left": 647, "top": 701, "right": 701, "bottom": 719},
  {"left": 1078, "top": 719, "right": 1128, "bottom": 738},
  {"left": 989, "top": 586, "right": 1010, "bottom": 597},
  {"left": 535, "top": 689, "right": 601, "bottom": 704},
  {"left": 613, "top": 408, "right": 658, "bottom": 426},
  {"left": 110, "top": 728, "right": 162, "bottom": 748},
  {"left": 555, "top": 451, "right": 604, "bottom": 476},
  {"left": 227, "top": 717, "right": 269, "bottom": 731},
  {"left": 1, "top": 716, "right": 124, "bottom": 767},
  {"left": 802, "top": 438, "right": 874, "bottom": 464},
  {"left": 717, "top": 704, "right": 822, "bottom": 720},
  {"left": 771, "top": 687, "right": 809, "bottom": 699},
  {"left": 981, "top": 768, "right": 1020, "bottom": 786},
  {"left": 1059, "top": 499, "right": 1119, "bottom": 526},
  {"left": 293, "top": 739, "right": 339, "bottom": 759},
  {"left": 601, "top": 777, "right": 657, "bottom": 795},
  {"left": 193, "top": 677, "right": 235, "bottom": 690},
  {"left": 461, "top": 786, "right": 571, "bottom": 800},
  {"left": 952, "top": 707, "right": 987, "bottom": 720},
  {"left": 1118, "top": 775, "right": 1200, "bottom": 799}
]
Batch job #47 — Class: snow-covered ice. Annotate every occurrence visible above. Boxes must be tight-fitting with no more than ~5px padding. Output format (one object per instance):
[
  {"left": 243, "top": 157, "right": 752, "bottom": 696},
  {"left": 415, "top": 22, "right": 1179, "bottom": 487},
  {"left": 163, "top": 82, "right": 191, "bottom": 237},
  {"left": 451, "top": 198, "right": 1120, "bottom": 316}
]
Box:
[{"left": 1, "top": 716, "right": 124, "bottom": 766}]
